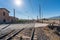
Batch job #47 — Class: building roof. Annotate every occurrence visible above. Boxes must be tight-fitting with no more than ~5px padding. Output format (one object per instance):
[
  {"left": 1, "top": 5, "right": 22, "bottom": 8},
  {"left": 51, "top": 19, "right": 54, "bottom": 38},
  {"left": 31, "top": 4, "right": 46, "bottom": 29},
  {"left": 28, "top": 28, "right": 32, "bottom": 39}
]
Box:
[{"left": 0, "top": 8, "right": 10, "bottom": 13}]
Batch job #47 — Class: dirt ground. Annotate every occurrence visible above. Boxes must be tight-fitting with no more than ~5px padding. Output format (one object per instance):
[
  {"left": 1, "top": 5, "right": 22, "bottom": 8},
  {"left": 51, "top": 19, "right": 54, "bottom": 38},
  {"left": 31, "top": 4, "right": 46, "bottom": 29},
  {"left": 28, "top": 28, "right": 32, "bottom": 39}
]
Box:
[{"left": 12, "top": 26, "right": 60, "bottom": 40}]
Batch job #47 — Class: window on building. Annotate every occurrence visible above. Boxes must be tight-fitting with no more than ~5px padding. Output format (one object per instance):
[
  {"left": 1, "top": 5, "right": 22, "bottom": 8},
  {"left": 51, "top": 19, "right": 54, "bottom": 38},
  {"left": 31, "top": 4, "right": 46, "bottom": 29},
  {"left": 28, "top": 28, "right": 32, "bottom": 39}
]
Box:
[{"left": 3, "top": 12, "right": 5, "bottom": 16}]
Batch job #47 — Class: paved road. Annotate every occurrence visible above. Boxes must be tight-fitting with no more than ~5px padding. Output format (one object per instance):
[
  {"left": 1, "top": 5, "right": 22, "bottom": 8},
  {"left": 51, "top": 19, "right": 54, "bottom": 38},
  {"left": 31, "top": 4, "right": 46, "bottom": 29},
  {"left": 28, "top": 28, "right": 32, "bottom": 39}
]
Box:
[{"left": 35, "top": 23, "right": 49, "bottom": 27}]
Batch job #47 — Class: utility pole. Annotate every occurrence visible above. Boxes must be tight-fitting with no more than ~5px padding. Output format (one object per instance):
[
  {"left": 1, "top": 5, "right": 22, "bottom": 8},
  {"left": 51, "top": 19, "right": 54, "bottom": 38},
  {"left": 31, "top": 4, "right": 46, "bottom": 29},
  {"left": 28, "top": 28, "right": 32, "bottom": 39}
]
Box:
[
  {"left": 39, "top": 3, "right": 42, "bottom": 23},
  {"left": 14, "top": 9, "right": 15, "bottom": 22},
  {"left": 39, "top": 4, "right": 41, "bottom": 19},
  {"left": 28, "top": 16, "right": 29, "bottom": 23},
  {"left": 37, "top": 16, "right": 38, "bottom": 20},
  {"left": 37, "top": 16, "right": 38, "bottom": 22},
  {"left": 39, "top": 0, "right": 43, "bottom": 23}
]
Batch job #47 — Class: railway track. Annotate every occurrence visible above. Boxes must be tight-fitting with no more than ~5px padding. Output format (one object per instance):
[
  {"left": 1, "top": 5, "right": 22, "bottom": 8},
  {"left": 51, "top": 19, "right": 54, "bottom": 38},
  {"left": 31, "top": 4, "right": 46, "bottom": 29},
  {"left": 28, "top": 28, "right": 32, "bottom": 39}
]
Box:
[
  {"left": 30, "top": 28, "right": 35, "bottom": 40},
  {"left": 0, "top": 24, "right": 11, "bottom": 32},
  {"left": 0, "top": 23, "right": 36, "bottom": 40},
  {"left": 11, "top": 28, "right": 36, "bottom": 40},
  {"left": 0, "top": 24, "right": 11, "bottom": 39},
  {"left": 0, "top": 28, "right": 24, "bottom": 40},
  {"left": 0, "top": 30, "right": 15, "bottom": 39},
  {"left": 7, "top": 28, "right": 24, "bottom": 40},
  {"left": 1, "top": 24, "right": 11, "bottom": 30}
]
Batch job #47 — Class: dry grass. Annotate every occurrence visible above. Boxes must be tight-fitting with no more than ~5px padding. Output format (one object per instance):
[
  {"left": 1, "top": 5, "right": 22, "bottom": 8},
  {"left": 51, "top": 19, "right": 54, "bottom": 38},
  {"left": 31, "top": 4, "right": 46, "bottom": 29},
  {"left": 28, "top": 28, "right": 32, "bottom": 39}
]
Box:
[{"left": 43, "top": 27, "right": 60, "bottom": 40}]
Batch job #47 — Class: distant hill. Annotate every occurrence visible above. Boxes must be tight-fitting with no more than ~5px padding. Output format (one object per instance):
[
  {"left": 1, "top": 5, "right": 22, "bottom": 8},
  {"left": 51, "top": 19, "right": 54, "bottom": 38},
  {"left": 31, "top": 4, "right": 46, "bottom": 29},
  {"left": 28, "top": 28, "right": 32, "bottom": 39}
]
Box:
[{"left": 50, "top": 16, "right": 60, "bottom": 19}]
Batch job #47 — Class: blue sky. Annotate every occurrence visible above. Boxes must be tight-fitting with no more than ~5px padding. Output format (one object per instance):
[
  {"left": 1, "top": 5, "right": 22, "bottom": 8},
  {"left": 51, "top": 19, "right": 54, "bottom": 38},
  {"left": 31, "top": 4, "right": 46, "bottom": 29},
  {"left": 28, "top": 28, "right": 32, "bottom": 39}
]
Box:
[{"left": 0, "top": 0, "right": 60, "bottom": 19}]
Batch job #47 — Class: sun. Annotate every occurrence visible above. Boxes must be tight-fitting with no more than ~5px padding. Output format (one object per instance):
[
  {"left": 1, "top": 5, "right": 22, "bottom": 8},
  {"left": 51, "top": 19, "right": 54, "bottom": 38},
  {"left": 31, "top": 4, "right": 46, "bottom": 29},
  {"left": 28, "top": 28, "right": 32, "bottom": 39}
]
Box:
[{"left": 14, "top": 0, "right": 23, "bottom": 6}]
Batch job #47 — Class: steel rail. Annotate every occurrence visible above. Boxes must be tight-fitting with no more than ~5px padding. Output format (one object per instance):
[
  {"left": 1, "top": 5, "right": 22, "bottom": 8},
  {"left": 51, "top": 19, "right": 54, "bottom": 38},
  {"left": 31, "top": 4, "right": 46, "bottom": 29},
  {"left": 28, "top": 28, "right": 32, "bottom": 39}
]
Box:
[
  {"left": 0, "top": 30, "right": 15, "bottom": 39},
  {"left": 7, "top": 28, "right": 24, "bottom": 40},
  {"left": 30, "top": 28, "right": 35, "bottom": 40}
]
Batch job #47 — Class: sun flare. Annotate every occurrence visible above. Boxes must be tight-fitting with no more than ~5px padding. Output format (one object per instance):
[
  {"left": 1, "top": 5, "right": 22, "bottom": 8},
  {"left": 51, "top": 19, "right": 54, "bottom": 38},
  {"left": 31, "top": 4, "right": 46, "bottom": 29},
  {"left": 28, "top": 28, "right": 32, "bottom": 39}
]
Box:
[{"left": 14, "top": 0, "right": 23, "bottom": 6}]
